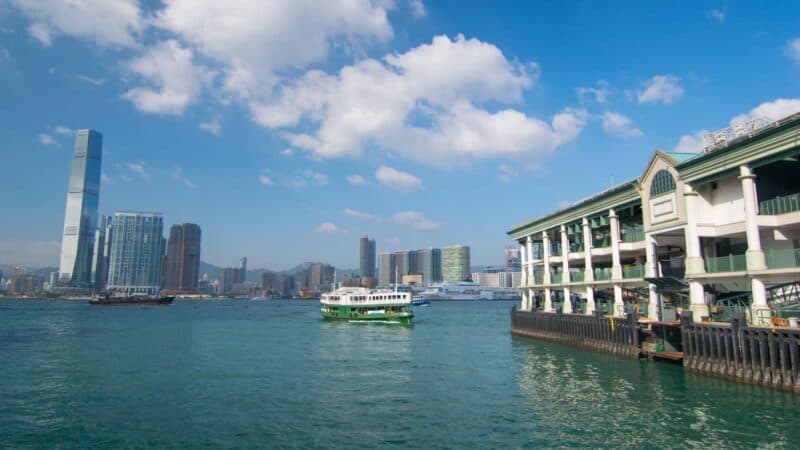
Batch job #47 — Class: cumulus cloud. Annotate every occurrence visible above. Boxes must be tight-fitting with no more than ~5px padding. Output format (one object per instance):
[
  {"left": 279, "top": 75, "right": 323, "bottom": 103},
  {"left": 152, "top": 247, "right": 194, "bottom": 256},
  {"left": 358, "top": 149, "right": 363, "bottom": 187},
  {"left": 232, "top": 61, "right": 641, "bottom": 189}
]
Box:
[
  {"left": 497, "top": 164, "right": 517, "bottom": 183},
  {"left": 409, "top": 0, "right": 426, "bottom": 18},
  {"left": 122, "top": 40, "right": 211, "bottom": 115},
  {"left": 787, "top": 38, "right": 800, "bottom": 63},
  {"left": 637, "top": 75, "right": 683, "bottom": 104},
  {"left": 11, "top": 0, "right": 142, "bottom": 48},
  {"left": 601, "top": 111, "right": 643, "bottom": 138},
  {"left": 314, "top": 222, "right": 347, "bottom": 234},
  {"left": 672, "top": 131, "right": 708, "bottom": 153},
  {"left": 199, "top": 118, "right": 221, "bottom": 135},
  {"left": 258, "top": 173, "right": 273, "bottom": 185},
  {"left": 258, "top": 35, "right": 584, "bottom": 167},
  {"left": 375, "top": 165, "right": 423, "bottom": 192},
  {"left": 392, "top": 211, "right": 439, "bottom": 230},
  {"left": 576, "top": 81, "right": 610, "bottom": 104},
  {"left": 304, "top": 170, "right": 328, "bottom": 186},
  {"left": 38, "top": 133, "right": 57, "bottom": 146},
  {"left": 172, "top": 165, "right": 197, "bottom": 189},
  {"left": 730, "top": 98, "right": 800, "bottom": 124},
  {"left": 344, "top": 208, "right": 380, "bottom": 221},
  {"left": 346, "top": 174, "right": 366, "bottom": 185},
  {"left": 101, "top": 173, "right": 112, "bottom": 184}
]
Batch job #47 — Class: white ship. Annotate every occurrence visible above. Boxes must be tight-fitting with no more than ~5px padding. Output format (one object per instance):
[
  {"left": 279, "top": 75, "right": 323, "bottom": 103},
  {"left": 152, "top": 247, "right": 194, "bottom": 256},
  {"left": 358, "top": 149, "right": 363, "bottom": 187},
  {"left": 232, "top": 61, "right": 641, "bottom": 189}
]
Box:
[{"left": 413, "top": 282, "right": 521, "bottom": 301}]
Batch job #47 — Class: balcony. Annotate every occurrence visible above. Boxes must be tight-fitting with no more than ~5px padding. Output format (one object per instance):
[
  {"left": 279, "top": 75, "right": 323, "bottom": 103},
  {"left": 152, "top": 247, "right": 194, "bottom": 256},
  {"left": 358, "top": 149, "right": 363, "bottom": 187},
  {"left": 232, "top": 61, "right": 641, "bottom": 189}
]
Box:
[
  {"left": 766, "top": 248, "right": 800, "bottom": 269},
  {"left": 550, "top": 243, "right": 562, "bottom": 257},
  {"left": 570, "top": 271, "right": 585, "bottom": 282},
  {"left": 759, "top": 192, "right": 800, "bottom": 215},
  {"left": 705, "top": 253, "right": 747, "bottom": 273},
  {"left": 534, "top": 272, "right": 543, "bottom": 284},
  {"left": 569, "top": 242, "right": 585, "bottom": 253},
  {"left": 594, "top": 268, "right": 613, "bottom": 281},
  {"left": 592, "top": 235, "right": 611, "bottom": 249},
  {"left": 551, "top": 272, "right": 563, "bottom": 284},
  {"left": 621, "top": 225, "right": 644, "bottom": 243},
  {"left": 622, "top": 264, "right": 645, "bottom": 279}
]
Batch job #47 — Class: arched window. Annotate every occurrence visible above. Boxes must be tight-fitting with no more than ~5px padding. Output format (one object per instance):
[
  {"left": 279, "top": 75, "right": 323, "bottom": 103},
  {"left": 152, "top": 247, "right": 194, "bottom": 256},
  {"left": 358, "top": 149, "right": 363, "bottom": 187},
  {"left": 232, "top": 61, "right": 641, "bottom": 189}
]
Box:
[{"left": 650, "top": 170, "right": 676, "bottom": 197}]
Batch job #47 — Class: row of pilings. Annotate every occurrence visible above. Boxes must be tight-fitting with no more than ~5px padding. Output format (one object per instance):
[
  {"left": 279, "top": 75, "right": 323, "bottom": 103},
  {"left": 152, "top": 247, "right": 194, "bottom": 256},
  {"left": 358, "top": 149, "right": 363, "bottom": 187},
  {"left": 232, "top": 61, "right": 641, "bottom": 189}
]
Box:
[
  {"left": 681, "top": 311, "right": 800, "bottom": 393},
  {"left": 510, "top": 306, "right": 640, "bottom": 358}
]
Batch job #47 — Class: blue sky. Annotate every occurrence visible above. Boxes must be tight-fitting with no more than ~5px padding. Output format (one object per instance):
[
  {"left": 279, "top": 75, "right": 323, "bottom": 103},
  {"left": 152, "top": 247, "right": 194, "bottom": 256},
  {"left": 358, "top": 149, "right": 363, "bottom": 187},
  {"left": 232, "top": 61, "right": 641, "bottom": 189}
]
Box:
[{"left": 1, "top": 0, "right": 799, "bottom": 270}]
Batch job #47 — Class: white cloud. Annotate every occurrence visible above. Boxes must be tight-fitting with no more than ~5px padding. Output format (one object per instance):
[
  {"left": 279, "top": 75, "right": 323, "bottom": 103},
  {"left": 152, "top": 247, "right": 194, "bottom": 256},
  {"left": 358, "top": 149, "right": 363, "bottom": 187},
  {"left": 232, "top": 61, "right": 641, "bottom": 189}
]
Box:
[
  {"left": 38, "top": 133, "right": 57, "bottom": 146},
  {"left": 258, "top": 173, "right": 273, "bottom": 185},
  {"left": 172, "top": 165, "right": 197, "bottom": 189},
  {"left": 314, "top": 222, "right": 347, "bottom": 234},
  {"left": 576, "top": 81, "right": 610, "bottom": 104},
  {"left": 730, "top": 98, "right": 800, "bottom": 125},
  {"left": 497, "top": 164, "right": 517, "bottom": 183},
  {"left": 672, "top": 130, "right": 708, "bottom": 153},
  {"left": 787, "top": 38, "right": 800, "bottom": 63},
  {"left": 258, "top": 35, "right": 583, "bottom": 167},
  {"left": 280, "top": 148, "right": 294, "bottom": 157},
  {"left": 303, "top": 170, "right": 328, "bottom": 186},
  {"left": 101, "top": 173, "right": 112, "bottom": 184},
  {"left": 601, "top": 111, "right": 643, "bottom": 138},
  {"left": 53, "top": 125, "right": 73, "bottom": 135},
  {"left": 391, "top": 211, "right": 439, "bottom": 230},
  {"left": 346, "top": 174, "right": 366, "bottom": 185},
  {"left": 344, "top": 208, "right": 380, "bottom": 221},
  {"left": 637, "top": 75, "right": 683, "bottom": 104},
  {"left": 76, "top": 74, "right": 105, "bottom": 85},
  {"left": 0, "top": 239, "right": 60, "bottom": 267},
  {"left": 707, "top": 9, "right": 725, "bottom": 22},
  {"left": 199, "top": 118, "right": 221, "bottom": 135},
  {"left": 375, "top": 165, "right": 423, "bottom": 192},
  {"left": 122, "top": 40, "right": 211, "bottom": 116},
  {"left": 126, "top": 162, "right": 149, "bottom": 179},
  {"left": 409, "top": 0, "right": 426, "bottom": 18},
  {"left": 11, "top": 0, "right": 142, "bottom": 48}
]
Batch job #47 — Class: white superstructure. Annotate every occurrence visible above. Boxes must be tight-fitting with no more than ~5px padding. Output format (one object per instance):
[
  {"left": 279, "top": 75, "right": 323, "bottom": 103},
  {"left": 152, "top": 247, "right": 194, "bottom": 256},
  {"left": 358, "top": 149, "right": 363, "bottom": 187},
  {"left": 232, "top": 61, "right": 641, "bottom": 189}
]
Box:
[{"left": 321, "top": 287, "right": 411, "bottom": 306}]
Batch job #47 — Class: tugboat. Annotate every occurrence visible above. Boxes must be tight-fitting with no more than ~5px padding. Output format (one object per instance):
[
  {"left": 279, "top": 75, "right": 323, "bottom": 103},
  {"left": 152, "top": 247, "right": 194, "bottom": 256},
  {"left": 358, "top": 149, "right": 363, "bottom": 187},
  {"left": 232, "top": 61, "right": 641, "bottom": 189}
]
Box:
[
  {"left": 320, "top": 287, "right": 413, "bottom": 325},
  {"left": 88, "top": 291, "right": 175, "bottom": 306}
]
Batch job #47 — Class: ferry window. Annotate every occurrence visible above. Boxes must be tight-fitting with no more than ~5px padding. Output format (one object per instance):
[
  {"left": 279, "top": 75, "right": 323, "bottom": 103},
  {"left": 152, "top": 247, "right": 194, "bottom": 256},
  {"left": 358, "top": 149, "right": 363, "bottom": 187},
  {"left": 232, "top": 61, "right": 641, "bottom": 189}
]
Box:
[{"left": 650, "top": 170, "right": 676, "bottom": 197}]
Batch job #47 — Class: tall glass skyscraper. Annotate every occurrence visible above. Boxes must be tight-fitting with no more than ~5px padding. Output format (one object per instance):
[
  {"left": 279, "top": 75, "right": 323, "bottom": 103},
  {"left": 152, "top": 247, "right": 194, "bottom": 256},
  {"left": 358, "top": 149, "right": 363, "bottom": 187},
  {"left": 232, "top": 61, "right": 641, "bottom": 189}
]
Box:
[
  {"left": 59, "top": 129, "right": 102, "bottom": 288},
  {"left": 359, "top": 236, "right": 376, "bottom": 278},
  {"left": 107, "top": 212, "right": 165, "bottom": 295}
]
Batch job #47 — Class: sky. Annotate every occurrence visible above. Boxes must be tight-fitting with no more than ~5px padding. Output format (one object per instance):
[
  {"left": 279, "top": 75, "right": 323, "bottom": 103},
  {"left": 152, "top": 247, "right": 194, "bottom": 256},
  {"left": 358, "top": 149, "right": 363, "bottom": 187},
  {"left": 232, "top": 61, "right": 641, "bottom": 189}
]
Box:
[{"left": 1, "top": 1, "right": 799, "bottom": 270}]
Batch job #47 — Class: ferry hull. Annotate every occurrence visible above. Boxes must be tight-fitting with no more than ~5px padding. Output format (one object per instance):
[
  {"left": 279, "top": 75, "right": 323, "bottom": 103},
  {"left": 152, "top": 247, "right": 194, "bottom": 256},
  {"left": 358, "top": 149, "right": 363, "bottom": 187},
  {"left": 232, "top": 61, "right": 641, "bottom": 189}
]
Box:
[{"left": 321, "top": 305, "right": 413, "bottom": 325}]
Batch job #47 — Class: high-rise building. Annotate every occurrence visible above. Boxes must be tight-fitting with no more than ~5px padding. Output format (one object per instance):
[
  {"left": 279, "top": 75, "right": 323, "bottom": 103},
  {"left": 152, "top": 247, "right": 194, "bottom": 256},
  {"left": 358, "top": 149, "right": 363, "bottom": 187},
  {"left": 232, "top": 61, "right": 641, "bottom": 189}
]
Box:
[
  {"left": 106, "top": 212, "right": 165, "bottom": 295},
  {"left": 419, "top": 248, "right": 442, "bottom": 284},
  {"left": 163, "top": 223, "right": 202, "bottom": 291},
  {"left": 378, "top": 252, "right": 395, "bottom": 286},
  {"left": 442, "top": 244, "right": 471, "bottom": 282},
  {"left": 359, "top": 236, "right": 376, "bottom": 278},
  {"left": 58, "top": 129, "right": 103, "bottom": 288},
  {"left": 504, "top": 245, "right": 521, "bottom": 272},
  {"left": 91, "top": 215, "right": 113, "bottom": 290},
  {"left": 308, "top": 263, "right": 335, "bottom": 292},
  {"left": 262, "top": 271, "right": 290, "bottom": 297}
]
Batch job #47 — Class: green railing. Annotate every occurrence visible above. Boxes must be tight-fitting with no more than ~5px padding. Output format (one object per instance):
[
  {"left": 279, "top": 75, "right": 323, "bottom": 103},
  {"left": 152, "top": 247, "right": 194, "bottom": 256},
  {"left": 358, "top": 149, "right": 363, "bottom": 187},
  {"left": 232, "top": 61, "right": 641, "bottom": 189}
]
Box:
[
  {"left": 759, "top": 192, "right": 800, "bottom": 215},
  {"left": 551, "top": 272, "right": 563, "bottom": 284},
  {"left": 594, "top": 268, "right": 613, "bottom": 280},
  {"left": 705, "top": 254, "right": 747, "bottom": 273},
  {"left": 765, "top": 248, "right": 800, "bottom": 269},
  {"left": 621, "top": 226, "right": 644, "bottom": 243},
  {"left": 570, "top": 271, "right": 585, "bottom": 282},
  {"left": 593, "top": 235, "right": 611, "bottom": 248},
  {"left": 622, "top": 264, "right": 645, "bottom": 279}
]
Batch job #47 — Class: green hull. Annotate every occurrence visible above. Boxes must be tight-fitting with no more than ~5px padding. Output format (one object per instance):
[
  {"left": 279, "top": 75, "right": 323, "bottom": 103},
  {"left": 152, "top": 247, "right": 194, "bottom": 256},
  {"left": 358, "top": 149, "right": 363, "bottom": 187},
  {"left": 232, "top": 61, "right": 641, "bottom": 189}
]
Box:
[{"left": 321, "top": 304, "right": 413, "bottom": 325}]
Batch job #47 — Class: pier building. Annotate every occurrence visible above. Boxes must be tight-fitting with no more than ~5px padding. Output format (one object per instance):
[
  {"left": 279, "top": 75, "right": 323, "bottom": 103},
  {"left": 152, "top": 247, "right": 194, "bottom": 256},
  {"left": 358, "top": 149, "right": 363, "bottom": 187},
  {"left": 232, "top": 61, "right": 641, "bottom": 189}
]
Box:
[{"left": 509, "top": 113, "right": 800, "bottom": 327}]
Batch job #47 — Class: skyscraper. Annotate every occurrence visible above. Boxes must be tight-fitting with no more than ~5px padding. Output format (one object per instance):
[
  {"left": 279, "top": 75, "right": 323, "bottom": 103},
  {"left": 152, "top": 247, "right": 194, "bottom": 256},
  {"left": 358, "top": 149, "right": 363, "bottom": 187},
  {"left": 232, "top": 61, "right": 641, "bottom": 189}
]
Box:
[
  {"left": 378, "top": 252, "right": 395, "bottom": 286},
  {"left": 163, "top": 223, "right": 202, "bottom": 291},
  {"left": 107, "top": 212, "right": 165, "bottom": 295},
  {"left": 442, "top": 244, "right": 471, "bottom": 282},
  {"left": 58, "top": 129, "right": 102, "bottom": 288},
  {"left": 91, "top": 215, "right": 113, "bottom": 290},
  {"left": 359, "top": 236, "right": 376, "bottom": 278}
]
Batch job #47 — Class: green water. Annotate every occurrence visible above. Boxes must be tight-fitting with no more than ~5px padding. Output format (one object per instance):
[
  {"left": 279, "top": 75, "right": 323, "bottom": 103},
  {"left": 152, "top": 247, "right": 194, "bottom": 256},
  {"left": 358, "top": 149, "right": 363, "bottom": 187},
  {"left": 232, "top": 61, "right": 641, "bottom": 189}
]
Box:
[{"left": 1, "top": 299, "right": 798, "bottom": 448}]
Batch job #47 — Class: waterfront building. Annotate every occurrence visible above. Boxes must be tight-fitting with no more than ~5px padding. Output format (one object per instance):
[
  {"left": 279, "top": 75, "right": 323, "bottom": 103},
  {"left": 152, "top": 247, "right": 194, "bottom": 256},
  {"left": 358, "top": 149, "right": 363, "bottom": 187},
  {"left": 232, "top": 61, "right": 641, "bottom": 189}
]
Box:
[
  {"left": 509, "top": 114, "right": 800, "bottom": 326},
  {"left": 58, "top": 129, "right": 103, "bottom": 288},
  {"left": 308, "top": 262, "right": 335, "bottom": 292},
  {"left": 504, "top": 246, "right": 522, "bottom": 272},
  {"left": 262, "top": 270, "right": 291, "bottom": 297},
  {"left": 106, "top": 212, "right": 165, "bottom": 295},
  {"left": 162, "top": 223, "right": 202, "bottom": 292},
  {"left": 91, "top": 215, "right": 113, "bottom": 290},
  {"left": 8, "top": 274, "right": 44, "bottom": 296},
  {"left": 442, "top": 244, "right": 471, "bottom": 283},
  {"left": 359, "top": 236, "right": 376, "bottom": 278}
]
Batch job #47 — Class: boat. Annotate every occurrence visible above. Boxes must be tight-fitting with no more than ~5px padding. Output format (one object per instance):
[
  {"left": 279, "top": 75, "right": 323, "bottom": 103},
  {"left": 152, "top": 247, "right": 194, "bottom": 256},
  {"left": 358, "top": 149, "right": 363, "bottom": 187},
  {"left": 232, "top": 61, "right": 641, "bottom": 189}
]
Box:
[
  {"left": 411, "top": 299, "right": 430, "bottom": 307},
  {"left": 320, "top": 287, "right": 413, "bottom": 324},
  {"left": 88, "top": 292, "right": 175, "bottom": 306},
  {"left": 414, "top": 282, "right": 522, "bottom": 301}
]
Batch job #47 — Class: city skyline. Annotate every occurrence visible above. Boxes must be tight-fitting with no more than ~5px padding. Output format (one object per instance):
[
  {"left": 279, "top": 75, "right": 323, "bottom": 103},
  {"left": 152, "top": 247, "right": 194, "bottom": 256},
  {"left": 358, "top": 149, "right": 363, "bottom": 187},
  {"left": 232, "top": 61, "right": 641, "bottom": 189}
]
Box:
[{"left": 2, "top": 2, "right": 800, "bottom": 270}]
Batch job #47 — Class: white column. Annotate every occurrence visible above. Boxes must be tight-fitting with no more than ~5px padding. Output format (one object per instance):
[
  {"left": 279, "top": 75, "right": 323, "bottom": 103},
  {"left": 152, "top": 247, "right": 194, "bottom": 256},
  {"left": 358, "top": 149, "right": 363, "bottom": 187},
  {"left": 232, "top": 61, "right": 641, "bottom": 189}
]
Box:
[
  {"left": 526, "top": 236, "right": 534, "bottom": 283},
  {"left": 739, "top": 165, "right": 771, "bottom": 325},
  {"left": 542, "top": 232, "right": 553, "bottom": 312},
  {"left": 609, "top": 209, "right": 624, "bottom": 316},
  {"left": 582, "top": 217, "right": 595, "bottom": 314},
  {"left": 519, "top": 240, "right": 528, "bottom": 287},
  {"left": 683, "top": 184, "right": 709, "bottom": 321},
  {"left": 560, "top": 225, "right": 572, "bottom": 313},
  {"left": 645, "top": 233, "right": 659, "bottom": 320}
]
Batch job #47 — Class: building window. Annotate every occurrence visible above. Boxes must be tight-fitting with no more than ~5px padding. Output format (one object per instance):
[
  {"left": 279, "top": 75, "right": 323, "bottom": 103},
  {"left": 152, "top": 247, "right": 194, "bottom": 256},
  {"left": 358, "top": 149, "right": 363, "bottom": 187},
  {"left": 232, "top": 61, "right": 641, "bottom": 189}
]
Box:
[{"left": 650, "top": 170, "right": 676, "bottom": 197}]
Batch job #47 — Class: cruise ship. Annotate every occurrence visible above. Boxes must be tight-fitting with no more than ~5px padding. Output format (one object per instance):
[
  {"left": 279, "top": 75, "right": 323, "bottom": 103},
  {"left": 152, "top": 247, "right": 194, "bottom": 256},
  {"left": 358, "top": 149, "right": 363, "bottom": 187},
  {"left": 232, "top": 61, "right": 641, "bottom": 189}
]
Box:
[
  {"left": 414, "top": 282, "right": 521, "bottom": 301},
  {"left": 320, "top": 287, "right": 414, "bottom": 324}
]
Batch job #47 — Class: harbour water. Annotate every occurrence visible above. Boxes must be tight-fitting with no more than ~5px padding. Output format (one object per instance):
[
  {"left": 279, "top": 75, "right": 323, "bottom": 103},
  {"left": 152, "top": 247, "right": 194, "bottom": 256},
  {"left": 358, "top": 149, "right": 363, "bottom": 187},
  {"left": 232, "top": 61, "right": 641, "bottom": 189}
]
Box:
[{"left": 1, "top": 299, "right": 799, "bottom": 448}]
